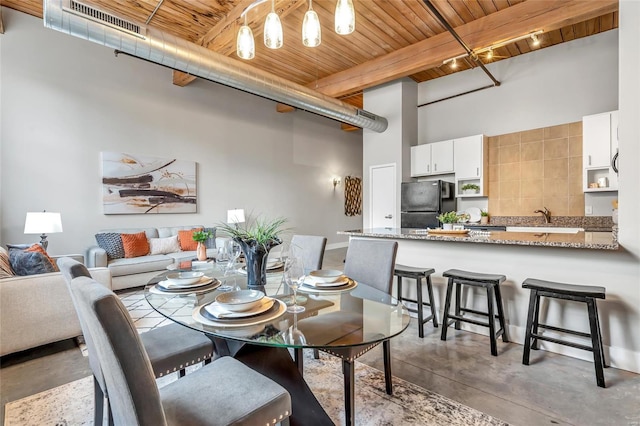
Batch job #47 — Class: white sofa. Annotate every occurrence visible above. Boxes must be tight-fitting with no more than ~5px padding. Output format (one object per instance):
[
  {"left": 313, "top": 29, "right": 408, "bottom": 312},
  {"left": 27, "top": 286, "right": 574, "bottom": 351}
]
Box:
[
  {"left": 0, "top": 263, "right": 111, "bottom": 356},
  {"left": 86, "top": 226, "right": 218, "bottom": 291}
]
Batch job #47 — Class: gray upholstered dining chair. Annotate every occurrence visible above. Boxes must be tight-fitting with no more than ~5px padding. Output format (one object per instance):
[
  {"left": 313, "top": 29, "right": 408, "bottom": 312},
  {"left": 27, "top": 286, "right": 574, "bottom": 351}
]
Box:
[
  {"left": 63, "top": 267, "right": 292, "bottom": 426},
  {"left": 314, "top": 238, "right": 398, "bottom": 394},
  {"left": 58, "top": 258, "right": 212, "bottom": 425},
  {"left": 290, "top": 234, "right": 327, "bottom": 274}
]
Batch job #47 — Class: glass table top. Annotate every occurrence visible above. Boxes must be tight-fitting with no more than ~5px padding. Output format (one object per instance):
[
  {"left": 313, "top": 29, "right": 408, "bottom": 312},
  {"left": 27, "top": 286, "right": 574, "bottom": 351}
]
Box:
[{"left": 144, "top": 263, "right": 410, "bottom": 350}]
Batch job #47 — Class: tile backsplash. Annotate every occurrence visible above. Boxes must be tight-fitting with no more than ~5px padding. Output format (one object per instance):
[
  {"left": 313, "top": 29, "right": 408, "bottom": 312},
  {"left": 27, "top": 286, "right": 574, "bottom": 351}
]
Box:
[{"left": 487, "top": 122, "right": 584, "bottom": 217}]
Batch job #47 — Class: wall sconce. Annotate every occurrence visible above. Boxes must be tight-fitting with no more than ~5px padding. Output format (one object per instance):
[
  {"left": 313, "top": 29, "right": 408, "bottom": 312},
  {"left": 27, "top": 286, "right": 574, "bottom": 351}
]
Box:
[
  {"left": 333, "top": 177, "right": 341, "bottom": 188},
  {"left": 24, "top": 211, "right": 63, "bottom": 251}
]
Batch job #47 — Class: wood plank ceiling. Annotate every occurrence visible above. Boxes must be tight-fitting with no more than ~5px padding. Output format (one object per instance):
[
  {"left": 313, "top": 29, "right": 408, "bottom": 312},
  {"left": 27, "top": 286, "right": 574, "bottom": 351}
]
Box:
[{"left": 4, "top": 0, "right": 619, "bottom": 111}]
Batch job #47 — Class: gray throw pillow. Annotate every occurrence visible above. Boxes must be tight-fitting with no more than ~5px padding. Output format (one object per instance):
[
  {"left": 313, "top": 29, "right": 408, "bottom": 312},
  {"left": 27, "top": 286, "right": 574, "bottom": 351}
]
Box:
[
  {"left": 203, "top": 227, "right": 217, "bottom": 249},
  {"left": 8, "top": 248, "right": 57, "bottom": 276},
  {"left": 95, "top": 233, "right": 125, "bottom": 260}
]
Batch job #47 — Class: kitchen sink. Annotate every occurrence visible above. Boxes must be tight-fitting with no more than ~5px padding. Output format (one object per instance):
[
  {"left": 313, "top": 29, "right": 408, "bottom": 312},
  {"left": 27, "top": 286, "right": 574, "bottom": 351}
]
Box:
[{"left": 505, "top": 226, "right": 584, "bottom": 233}]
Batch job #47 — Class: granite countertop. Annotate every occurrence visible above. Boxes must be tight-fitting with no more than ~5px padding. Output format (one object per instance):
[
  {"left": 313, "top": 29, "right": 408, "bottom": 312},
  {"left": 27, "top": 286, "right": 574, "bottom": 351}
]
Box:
[{"left": 338, "top": 228, "right": 619, "bottom": 250}]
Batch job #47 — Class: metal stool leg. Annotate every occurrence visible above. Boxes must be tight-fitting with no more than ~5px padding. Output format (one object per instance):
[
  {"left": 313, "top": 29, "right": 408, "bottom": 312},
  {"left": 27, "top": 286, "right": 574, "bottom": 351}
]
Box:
[
  {"left": 426, "top": 274, "right": 438, "bottom": 328},
  {"left": 396, "top": 276, "right": 403, "bottom": 304},
  {"left": 486, "top": 285, "right": 498, "bottom": 356},
  {"left": 416, "top": 276, "right": 425, "bottom": 338},
  {"left": 454, "top": 281, "right": 462, "bottom": 330},
  {"left": 587, "top": 298, "right": 606, "bottom": 387},
  {"left": 494, "top": 282, "right": 509, "bottom": 342},
  {"left": 593, "top": 301, "right": 608, "bottom": 368},
  {"left": 440, "top": 279, "right": 454, "bottom": 341},
  {"left": 531, "top": 293, "right": 541, "bottom": 350},
  {"left": 522, "top": 289, "right": 537, "bottom": 365},
  {"left": 383, "top": 340, "right": 392, "bottom": 395}
]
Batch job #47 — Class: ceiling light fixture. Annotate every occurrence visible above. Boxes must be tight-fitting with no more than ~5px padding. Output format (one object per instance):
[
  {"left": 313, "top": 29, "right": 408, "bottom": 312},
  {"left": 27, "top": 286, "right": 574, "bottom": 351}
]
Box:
[
  {"left": 236, "top": 0, "right": 355, "bottom": 59},
  {"left": 531, "top": 33, "right": 540, "bottom": 46},
  {"left": 302, "top": 0, "right": 321, "bottom": 47},
  {"left": 486, "top": 47, "right": 493, "bottom": 60}
]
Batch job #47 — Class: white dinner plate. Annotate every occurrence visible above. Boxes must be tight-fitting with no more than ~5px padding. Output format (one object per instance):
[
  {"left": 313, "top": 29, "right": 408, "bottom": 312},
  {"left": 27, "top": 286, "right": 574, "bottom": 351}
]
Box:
[
  {"left": 158, "top": 276, "right": 214, "bottom": 290},
  {"left": 465, "top": 207, "right": 482, "bottom": 223},
  {"left": 205, "top": 297, "right": 275, "bottom": 319},
  {"left": 149, "top": 279, "right": 220, "bottom": 295},
  {"left": 193, "top": 299, "right": 286, "bottom": 328},
  {"left": 304, "top": 275, "right": 350, "bottom": 287},
  {"left": 299, "top": 279, "right": 358, "bottom": 293}
]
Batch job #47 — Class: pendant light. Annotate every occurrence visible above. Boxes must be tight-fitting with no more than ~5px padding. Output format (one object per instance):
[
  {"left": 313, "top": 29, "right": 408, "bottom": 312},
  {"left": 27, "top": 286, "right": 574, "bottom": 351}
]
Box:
[
  {"left": 236, "top": 15, "right": 255, "bottom": 60},
  {"left": 335, "top": 0, "right": 355, "bottom": 35},
  {"left": 302, "top": 0, "right": 321, "bottom": 47},
  {"left": 264, "top": 0, "right": 283, "bottom": 49}
]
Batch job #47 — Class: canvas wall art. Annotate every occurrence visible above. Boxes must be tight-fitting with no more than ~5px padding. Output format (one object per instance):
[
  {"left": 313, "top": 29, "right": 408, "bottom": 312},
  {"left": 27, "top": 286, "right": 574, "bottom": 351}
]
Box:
[{"left": 101, "top": 152, "right": 197, "bottom": 214}]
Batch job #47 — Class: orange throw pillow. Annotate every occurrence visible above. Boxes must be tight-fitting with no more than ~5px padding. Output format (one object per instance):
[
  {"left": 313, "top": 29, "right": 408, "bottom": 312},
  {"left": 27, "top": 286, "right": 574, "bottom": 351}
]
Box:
[
  {"left": 121, "top": 232, "right": 150, "bottom": 258},
  {"left": 177, "top": 228, "right": 203, "bottom": 251},
  {"left": 25, "top": 244, "right": 59, "bottom": 272}
]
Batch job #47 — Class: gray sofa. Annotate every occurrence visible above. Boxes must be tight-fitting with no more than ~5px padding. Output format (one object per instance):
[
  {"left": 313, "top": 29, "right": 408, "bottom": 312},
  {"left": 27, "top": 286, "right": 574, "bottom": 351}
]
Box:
[
  {"left": 0, "top": 260, "right": 111, "bottom": 356},
  {"left": 86, "top": 226, "right": 218, "bottom": 291}
]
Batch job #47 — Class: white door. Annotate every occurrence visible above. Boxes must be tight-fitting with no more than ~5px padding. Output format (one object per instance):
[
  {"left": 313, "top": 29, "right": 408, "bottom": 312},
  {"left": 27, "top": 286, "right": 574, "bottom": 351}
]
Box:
[{"left": 370, "top": 163, "right": 396, "bottom": 229}]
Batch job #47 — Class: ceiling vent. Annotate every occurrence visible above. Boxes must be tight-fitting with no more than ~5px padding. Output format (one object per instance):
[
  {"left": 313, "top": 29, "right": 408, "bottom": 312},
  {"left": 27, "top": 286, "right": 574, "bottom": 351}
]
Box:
[{"left": 44, "top": 0, "right": 388, "bottom": 132}]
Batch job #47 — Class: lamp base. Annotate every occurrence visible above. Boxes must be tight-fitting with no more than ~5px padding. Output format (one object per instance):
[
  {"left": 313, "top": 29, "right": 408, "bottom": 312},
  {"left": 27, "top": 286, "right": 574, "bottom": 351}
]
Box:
[{"left": 39, "top": 234, "right": 49, "bottom": 251}]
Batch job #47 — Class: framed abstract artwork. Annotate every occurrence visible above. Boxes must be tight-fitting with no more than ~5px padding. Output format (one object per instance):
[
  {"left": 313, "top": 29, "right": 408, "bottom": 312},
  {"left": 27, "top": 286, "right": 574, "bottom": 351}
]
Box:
[{"left": 101, "top": 152, "right": 197, "bottom": 214}]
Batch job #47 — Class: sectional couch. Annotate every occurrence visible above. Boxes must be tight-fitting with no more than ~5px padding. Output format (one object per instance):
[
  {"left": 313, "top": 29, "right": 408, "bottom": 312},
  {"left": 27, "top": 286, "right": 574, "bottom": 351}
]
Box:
[{"left": 86, "top": 226, "right": 218, "bottom": 291}]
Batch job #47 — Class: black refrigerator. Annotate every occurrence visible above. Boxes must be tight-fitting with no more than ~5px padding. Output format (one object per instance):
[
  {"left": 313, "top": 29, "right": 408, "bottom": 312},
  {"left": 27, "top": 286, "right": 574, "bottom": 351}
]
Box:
[{"left": 400, "top": 180, "right": 456, "bottom": 228}]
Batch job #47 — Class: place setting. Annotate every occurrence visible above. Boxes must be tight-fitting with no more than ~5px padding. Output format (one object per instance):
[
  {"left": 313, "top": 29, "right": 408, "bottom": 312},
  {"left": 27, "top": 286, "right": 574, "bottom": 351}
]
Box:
[
  {"left": 192, "top": 289, "right": 287, "bottom": 328},
  {"left": 149, "top": 271, "right": 221, "bottom": 295},
  {"left": 298, "top": 269, "right": 358, "bottom": 294}
]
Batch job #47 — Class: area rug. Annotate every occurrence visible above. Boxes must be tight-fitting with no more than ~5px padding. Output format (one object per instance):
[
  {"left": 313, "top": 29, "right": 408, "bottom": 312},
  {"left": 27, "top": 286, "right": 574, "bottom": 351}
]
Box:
[{"left": 4, "top": 352, "right": 507, "bottom": 426}]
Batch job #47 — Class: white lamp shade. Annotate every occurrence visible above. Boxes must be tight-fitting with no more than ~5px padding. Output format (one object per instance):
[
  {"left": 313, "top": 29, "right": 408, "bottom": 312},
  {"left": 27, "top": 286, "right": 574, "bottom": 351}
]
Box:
[
  {"left": 24, "top": 212, "right": 63, "bottom": 234},
  {"left": 237, "top": 24, "right": 255, "bottom": 60},
  {"left": 302, "top": 9, "right": 321, "bottom": 47},
  {"left": 227, "top": 209, "right": 246, "bottom": 224},
  {"left": 335, "top": 0, "right": 355, "bottom": 35},
  {"left": 264, "top": 11, "right": 283, "bottom": 49}
]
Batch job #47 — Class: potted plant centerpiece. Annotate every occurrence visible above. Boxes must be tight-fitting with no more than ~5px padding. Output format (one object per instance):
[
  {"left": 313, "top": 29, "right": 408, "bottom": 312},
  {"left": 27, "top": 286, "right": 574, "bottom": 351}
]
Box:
[
  {"left": 218, "top": 216, "right": 288, "bottom": 289},
  {"left": 192, "top": 230, "right": 212, "bottom": 261},
  {"left": 461, "top": 183, "right": 480, "bottom": 195},
  {"left": 437, "top": 211, "right": 459, "bottom": 230},
  {"left": 480, "top": 209, "right": 490, "bottom": 225}
]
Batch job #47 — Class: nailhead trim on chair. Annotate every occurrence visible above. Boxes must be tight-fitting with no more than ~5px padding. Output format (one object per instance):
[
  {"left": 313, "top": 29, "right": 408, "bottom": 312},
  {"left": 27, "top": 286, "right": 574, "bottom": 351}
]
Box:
[{"left": 157, "top": 352, "right": 214, "bottom": 377}]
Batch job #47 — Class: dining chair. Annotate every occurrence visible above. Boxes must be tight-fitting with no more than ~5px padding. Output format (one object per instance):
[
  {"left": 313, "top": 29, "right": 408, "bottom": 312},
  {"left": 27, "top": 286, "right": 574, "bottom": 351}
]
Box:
[
  {"left": 58, "top": 258, "right": 214, "bottom": 425},
  {"left": 290, "top": 234, "right": 327, "bottom": 274},
  {"left": 314, "top": 238, "right": 398, "bottom": 391},
  {"left": 63, "top": 268, "right": 292, "bottom": 426}
]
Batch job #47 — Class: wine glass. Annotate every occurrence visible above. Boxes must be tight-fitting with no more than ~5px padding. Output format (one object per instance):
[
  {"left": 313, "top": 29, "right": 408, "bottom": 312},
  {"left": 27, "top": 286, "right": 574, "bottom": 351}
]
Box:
[{"left": 283, "top": 253, "right": 305, "bottom": 313}]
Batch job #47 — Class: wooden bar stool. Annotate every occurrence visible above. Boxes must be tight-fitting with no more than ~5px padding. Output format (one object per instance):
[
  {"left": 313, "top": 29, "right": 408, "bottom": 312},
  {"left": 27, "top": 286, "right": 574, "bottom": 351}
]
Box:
[
  {"left": 394, "top": 265, "right": 438, "bottom": 338},
  {"left": 522, "top": 278, "right": 607, "bottom": 388},
  {"left": 441, "top": 269, "right": 510, "bottom": 356}
]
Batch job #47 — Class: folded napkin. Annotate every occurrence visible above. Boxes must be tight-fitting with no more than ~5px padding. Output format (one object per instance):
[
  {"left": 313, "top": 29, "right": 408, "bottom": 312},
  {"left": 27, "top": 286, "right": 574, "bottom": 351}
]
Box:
[{"left": 204, "top": 297, "right": 274, "bottom": 319}]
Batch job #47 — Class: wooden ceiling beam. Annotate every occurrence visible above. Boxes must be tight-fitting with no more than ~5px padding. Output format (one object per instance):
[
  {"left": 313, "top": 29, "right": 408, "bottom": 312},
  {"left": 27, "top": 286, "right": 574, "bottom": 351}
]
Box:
[
  {"left": 310, "top": 0, "right": 618, "bottom": 98},
  {"left": 173, "top": 0, "right": 305, "bottom": 87}
]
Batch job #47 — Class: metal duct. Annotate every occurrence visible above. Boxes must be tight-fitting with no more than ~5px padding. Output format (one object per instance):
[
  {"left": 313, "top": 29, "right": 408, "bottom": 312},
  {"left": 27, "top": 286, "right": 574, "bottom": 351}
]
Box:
[{"left": 43, "top": 0, "right": 388, "bottom": 132}]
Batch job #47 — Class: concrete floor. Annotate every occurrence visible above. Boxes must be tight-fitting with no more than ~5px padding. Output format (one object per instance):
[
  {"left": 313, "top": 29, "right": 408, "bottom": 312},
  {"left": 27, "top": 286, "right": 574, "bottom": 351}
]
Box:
[{"left": 1, "top": 247, "right": 639, "bottom": 425}]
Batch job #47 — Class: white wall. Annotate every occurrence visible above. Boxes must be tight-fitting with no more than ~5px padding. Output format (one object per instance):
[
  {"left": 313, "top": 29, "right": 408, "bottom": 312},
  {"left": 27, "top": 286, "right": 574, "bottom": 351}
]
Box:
[
  {"left": 0, "top": 8, "right": 363, "bottom": 255},
  {"left": 418, "top": 30, "right": 619, "bottom": 143}
]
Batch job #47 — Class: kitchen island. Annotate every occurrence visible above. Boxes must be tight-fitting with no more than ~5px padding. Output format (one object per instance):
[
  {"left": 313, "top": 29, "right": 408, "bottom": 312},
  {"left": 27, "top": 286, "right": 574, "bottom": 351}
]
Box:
[
  {"left": 338, "top": 227, "right": 618, "bottom": 250},
  {"left": 338, "top": 227, "right": 638, "bottom": 374}
]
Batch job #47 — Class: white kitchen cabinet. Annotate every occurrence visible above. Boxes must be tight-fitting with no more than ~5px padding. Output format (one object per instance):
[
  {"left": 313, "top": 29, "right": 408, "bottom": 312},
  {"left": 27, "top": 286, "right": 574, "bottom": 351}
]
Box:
[
  {"left": 410, "top": 140, "right": 453, "bottom": 177},
  {"left": 454, "top": 134, "right": 487, "bottom": 197},
  {"left": 583, "top": 110, "right": 618, "bottom": 192}
]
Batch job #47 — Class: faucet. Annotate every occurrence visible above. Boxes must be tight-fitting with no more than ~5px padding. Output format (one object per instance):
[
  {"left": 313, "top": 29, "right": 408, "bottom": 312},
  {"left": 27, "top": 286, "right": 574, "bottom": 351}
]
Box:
[{"left": 534, "top": 207, "right": 551, "bottom": 224}]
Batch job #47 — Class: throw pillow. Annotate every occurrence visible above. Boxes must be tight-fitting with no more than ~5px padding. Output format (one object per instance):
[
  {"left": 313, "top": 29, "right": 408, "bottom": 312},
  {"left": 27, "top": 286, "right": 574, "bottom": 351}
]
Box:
[
  {"left": 8, "top": 244, "right": 58, "bottom": 276},
  {"left": 148, "top": 235, "right": 181, "bottom": 255},
  {"left": 0, "top": 247, "right": 15, "bottom": 279},
  {"left": 121, "top": 232, "right": 150, "bottom": 258},
  {"left": 177, "top": 228, "right": 203, "bottom": 251},
  {"left": 203, "top": 227, "right": 217, "bottom": 249},
  {"left": 95, "top": 233, "right": 125, "bottom": 260}
]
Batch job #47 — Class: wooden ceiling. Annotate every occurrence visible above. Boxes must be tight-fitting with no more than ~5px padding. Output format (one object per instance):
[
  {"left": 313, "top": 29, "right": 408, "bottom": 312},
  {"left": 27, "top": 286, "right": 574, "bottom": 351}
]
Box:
[{"left": 4, "top": 0, "right": 619, "bottom": 108}]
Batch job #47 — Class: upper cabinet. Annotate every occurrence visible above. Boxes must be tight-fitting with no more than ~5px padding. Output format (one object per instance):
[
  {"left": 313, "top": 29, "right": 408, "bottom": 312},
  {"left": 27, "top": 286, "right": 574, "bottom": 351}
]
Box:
[
  {"left": 583, "top": 111, "right": 618, "bottom": 192},
  {"left": 410, "top": 140, "right": 454, "bottom": 177},
  {"left": 453, "top": 135, "right": 488, "bottom": 197}
]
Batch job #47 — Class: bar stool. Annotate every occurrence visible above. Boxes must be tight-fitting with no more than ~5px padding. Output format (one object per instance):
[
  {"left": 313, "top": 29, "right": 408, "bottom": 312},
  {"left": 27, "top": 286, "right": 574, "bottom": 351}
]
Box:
[
  {"left": 522, "top": 278, "right": 607, "bottom": 388},
  {"left": 394, "top": 265, "right": 438, "bottom": 338},
  {"left": 441, "top": 269, "right": 509, "bottom": 356}
]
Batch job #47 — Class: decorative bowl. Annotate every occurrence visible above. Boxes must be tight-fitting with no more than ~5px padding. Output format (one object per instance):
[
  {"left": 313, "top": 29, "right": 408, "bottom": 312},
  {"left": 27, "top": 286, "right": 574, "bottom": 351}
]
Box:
[
  {"left": 165, "top": 271, "right": 205, "bottom": 285},
  {"left": 309, "top": 269, "right": 344, "bottom": 283},
  {"left": 215, "top": 289, "right": 265, "bottom": 312}
]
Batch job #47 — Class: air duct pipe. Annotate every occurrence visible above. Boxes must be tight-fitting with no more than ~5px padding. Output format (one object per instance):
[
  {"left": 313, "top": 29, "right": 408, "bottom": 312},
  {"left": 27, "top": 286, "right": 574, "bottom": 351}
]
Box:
[{"left": 43, "top": 0, "right": 388, "bottom": 132}]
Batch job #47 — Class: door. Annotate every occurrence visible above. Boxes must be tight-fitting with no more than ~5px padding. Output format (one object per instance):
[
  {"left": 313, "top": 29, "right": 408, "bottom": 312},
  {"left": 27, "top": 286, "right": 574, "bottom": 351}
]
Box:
[
  {"left": 410, "top": 145, "right": 431, "bottom": 177},
  {"left": 401, "top": 181, "right": 441, "bottom": 212},
  {"left": 430, "top": 140, "right": 454, "bottom": 174},
  {"left": 454, "top": 135, "right": 482, "bottom": 178},
  {"left": 370, "top": 163, "right": 396, "bottom": 229},
  {"left": 583, "top": 112, "right": 611, "bottom": 168}
]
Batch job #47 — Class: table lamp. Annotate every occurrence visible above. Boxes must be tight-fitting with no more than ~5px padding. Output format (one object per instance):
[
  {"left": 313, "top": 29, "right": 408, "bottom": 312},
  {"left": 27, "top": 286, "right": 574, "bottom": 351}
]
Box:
[
  {"left": 24, "top": 211, "right": 63, "bottom": 251},
  {"left": 227, "top": 209, "right": 245, "bottom": 229}
]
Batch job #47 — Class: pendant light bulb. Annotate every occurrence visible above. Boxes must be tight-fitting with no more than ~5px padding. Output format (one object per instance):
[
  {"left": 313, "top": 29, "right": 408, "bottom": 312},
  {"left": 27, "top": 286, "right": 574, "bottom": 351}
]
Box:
[
  {"left": 335, "top": 0, "right": 355, "bottom": 35},
  {"left": 486, "top": 48, "right": 493, "bottom": 60},
  {"left": 531, "top": 33, "right": 540, "bottom": 46},
  {"left": 264, "top": 0, "right": 283, "bottom": 49},
  {"left": 302, "top": 0, "right": 321, "bottom": 47},
  {"left": 451, "top": 58, "right": 458, "bottom": 69},
  {"left": 237, "top": 16, "right": 255, "bottom": 60}
]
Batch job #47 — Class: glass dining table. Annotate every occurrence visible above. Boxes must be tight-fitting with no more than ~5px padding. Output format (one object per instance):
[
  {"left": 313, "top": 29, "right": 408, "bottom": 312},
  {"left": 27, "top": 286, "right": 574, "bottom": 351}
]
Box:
[{"left": 144, "top": 262, "right": 411, "bottom": 426}]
